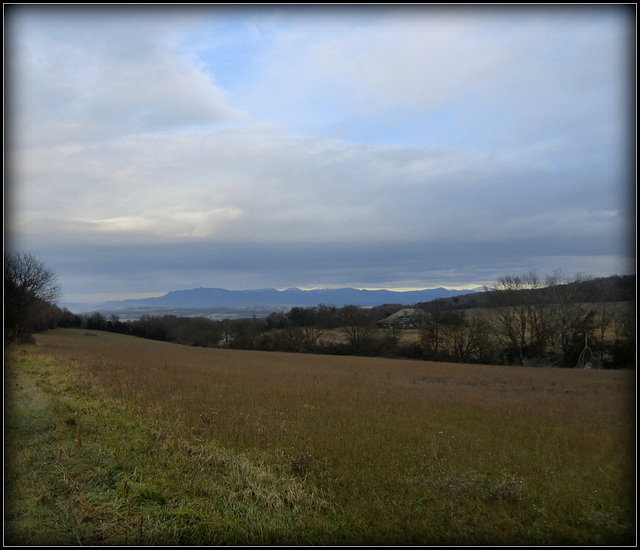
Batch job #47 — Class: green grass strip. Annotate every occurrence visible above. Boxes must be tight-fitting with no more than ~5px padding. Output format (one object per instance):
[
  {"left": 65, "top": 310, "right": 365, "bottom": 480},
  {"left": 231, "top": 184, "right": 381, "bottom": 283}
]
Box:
[{"left": 4, "top": 346, "right": 341, "bottom": 545}]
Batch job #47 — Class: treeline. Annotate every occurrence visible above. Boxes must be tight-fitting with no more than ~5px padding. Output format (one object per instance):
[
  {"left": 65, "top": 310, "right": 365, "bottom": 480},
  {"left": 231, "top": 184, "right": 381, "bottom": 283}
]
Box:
[
  {"left": 415, "top": 273, "right": 636, "bottom": 310},
  {"left": 412, "top": 271, "right": 635, "bottom": 368},
  {"left": 435, "top": 272, "right": 635, "bottom": 368},
  {"left": 51, "top": 273, "right": 636, "bottom": 369},
  {"left": 55, "top": 303, "right": 403, "bottom": 354},
  {"left": 479, "top": 272, "right": 635, "bottom": 368},
  {"left": 7, "top": 252, "right": 635, "bottom": 369}
]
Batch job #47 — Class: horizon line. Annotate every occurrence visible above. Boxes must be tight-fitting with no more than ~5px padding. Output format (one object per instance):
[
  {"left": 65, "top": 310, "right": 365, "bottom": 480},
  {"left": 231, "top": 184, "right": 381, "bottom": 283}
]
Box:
[{"left": 59, "top": 285, "right": 485, "bottom": 306}]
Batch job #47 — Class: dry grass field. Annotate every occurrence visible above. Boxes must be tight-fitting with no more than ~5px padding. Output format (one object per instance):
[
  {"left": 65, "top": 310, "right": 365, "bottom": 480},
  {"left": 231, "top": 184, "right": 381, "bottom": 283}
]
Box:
[{"left": 5, "top": 328, "right": 635, "bottom": 545}]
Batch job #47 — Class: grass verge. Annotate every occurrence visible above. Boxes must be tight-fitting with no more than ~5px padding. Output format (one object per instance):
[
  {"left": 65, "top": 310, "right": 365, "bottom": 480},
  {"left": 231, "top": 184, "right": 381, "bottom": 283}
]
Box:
[{"left": 4, "top": 345, "right": 339, "bottom": 545}]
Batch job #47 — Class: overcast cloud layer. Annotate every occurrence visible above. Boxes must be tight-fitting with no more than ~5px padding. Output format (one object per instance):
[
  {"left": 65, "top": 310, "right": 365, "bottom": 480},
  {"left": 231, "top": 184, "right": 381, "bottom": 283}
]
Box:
[{"left": 5, "top": 5, "right": 636, "bottom": 305}]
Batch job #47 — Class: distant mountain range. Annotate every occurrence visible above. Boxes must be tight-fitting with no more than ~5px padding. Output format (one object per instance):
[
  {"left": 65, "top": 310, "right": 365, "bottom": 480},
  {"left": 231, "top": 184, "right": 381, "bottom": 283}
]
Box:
[{"left": 70, "top": 286, "right": 480, "bottom": 315}]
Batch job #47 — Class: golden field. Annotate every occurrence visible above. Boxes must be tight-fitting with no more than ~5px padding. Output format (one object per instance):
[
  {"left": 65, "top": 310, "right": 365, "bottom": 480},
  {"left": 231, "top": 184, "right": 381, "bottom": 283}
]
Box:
[{"left": 4, "top": 328, "right": 635, "bottom": 545}]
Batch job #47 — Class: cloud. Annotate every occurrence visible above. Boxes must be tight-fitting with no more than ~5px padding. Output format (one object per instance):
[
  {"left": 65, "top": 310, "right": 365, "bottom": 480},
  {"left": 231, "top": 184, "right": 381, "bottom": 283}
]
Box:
[
  {"left": 70, "top": 207, "right": 244, "bottom": 239},
  {"left": 224, "top": 6, "right": 631, "bottom": 149},
  {"left": 10, "top": 124, "right": 629, "bottom": 254},
  {"left": 5, "top": 5, "right": 634, "bottom": 303},
  {"left": 308, "top": 11, "right": 510, "bottom": 110},
  {"left": 7, "top": 6, "right": 245, "bottom": 148},
  {"left": 39, "top": 236, "right": 633, "bottom": 306}
]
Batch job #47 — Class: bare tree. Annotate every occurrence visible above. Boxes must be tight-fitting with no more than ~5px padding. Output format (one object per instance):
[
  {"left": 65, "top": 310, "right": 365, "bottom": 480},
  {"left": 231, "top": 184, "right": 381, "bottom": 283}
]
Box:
[
  {"left": 420, "top": 300, "right": 446, "bottom": 359},
  {"left": 544, "top": 270, "right": 597, "bottom": 367},
  {"left": 485, "top": 271, "right": 550, "bottom": 365},
  {"left": 440, "top": 311, "right": 488, "bottom": 363},
  {"left": 340, "top": 306, "right": 374, "bottom": 354},
  {"left": 5, "top": 252, "right": 61, "bottom": 340}
]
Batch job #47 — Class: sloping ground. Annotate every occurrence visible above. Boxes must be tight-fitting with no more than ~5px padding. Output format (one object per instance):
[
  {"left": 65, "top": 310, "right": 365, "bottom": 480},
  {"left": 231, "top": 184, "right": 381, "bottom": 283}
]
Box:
[
  {"left": 5, "top": 329, "right": 636, "bottom": 545},
  {"left": 4, "top": 345, "right": 338, "bottom": 545}
]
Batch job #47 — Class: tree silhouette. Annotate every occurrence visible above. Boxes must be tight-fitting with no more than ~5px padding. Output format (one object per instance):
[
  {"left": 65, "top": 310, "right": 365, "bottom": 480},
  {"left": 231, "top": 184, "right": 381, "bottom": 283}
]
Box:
[{"left": 5, "top": 252, "right": 61, "bottom": 340}]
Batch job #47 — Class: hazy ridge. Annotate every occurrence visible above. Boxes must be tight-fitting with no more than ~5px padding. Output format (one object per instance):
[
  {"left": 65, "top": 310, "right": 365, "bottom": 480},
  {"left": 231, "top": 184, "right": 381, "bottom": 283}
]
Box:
[{"left": 68, "top": 286, "right": 478, "bottom": 317}]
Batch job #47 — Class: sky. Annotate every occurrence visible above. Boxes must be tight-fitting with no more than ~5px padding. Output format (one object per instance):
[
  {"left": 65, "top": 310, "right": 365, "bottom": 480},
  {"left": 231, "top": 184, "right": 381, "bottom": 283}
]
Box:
[{"left": 4, "top": 5, "right": 636, "bottom": 306}]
